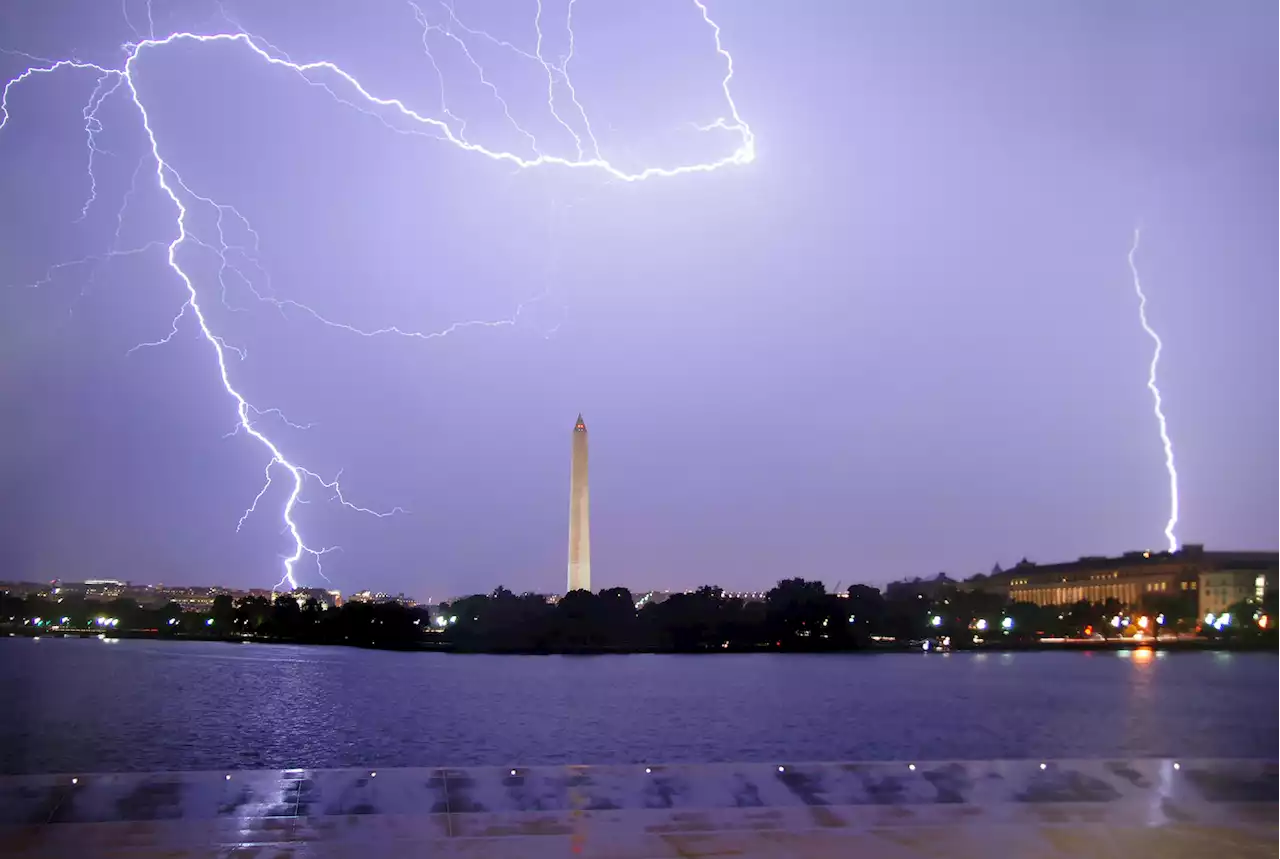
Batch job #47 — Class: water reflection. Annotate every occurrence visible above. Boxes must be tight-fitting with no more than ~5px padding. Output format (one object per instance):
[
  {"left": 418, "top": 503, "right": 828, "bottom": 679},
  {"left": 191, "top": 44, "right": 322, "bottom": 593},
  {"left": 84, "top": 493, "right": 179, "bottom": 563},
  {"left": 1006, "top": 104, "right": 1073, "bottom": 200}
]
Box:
[{"left": 0, "top": 639, "right": 1275, "bottom": 774}]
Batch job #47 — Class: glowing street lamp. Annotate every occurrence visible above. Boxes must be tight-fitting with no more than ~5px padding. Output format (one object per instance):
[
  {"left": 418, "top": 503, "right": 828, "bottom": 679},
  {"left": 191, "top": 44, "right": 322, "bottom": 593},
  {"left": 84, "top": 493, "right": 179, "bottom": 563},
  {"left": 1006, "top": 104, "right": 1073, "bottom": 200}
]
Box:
[
  {"left": 1001, "top": 617, "right": 1013, "bottom": 630},
  {"left": 930, "top": 615, "right": 942, "bottom": 627}
]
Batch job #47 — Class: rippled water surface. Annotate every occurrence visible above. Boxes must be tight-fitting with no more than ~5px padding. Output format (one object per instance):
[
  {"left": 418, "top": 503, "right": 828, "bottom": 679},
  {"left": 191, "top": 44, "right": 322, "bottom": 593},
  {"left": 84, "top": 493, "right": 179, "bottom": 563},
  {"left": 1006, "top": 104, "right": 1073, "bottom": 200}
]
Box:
[{"left": 1, "top": 638, "right": 1275, "bottom": 774}]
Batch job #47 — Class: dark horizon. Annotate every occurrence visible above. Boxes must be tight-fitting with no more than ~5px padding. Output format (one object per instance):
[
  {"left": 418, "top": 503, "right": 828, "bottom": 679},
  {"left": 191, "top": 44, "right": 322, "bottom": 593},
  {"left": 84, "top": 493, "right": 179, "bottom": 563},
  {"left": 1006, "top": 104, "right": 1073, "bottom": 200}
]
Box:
[{"left": 1, "top": 1, "right": 1276, "bottom": 600}]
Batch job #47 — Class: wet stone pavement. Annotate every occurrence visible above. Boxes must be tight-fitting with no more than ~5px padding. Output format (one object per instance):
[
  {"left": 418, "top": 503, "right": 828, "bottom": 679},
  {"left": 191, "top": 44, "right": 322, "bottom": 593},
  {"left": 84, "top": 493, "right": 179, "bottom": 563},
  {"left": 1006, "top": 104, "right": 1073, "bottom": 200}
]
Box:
[{"left": 0, "top": 758, "right": 1275, "bottom": 857}]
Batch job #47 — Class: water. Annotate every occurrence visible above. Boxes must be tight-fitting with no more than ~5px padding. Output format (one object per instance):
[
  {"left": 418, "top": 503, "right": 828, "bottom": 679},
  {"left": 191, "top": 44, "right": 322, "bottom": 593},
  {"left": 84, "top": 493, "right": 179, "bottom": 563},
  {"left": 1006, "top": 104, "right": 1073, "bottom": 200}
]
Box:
[{"left": 0, "top": 638, "right": 1275, "bottom": 774}]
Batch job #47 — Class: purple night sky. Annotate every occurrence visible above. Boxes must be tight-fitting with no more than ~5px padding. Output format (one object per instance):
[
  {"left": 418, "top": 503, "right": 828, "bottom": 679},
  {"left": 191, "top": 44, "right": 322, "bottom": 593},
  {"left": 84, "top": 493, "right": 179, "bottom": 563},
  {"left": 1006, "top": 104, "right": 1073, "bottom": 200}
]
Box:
[{"left": 0, "top": 0, "right": 1275, "bottom": 601}]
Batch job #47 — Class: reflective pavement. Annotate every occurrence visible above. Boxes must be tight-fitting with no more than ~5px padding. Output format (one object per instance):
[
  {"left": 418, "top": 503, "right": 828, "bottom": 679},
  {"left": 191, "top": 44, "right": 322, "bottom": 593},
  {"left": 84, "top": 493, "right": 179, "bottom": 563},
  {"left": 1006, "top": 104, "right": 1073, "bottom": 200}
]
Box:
[{"left": 1, "top": 759, "right": 1275, "bottom": 857}]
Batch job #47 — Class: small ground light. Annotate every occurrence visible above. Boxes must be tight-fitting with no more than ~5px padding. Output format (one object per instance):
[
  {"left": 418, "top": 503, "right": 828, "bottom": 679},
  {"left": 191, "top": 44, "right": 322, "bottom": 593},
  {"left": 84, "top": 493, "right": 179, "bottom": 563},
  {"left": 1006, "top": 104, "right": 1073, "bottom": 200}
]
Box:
[
  {"left": 645, "top": 767, "right": 652, "bottom": 774},
  {"left": 370, "top": 772, "right": 377, "bottom": 778},
  {"left": 71, "top": 777, "right": 78, "bottom": 785},
  {"left": 225, "top": 775, "right": 231, "bottom": 780},
  {"left": 1173, "top": 762, "right": 1180, "bottom": 770},
  {"left": 510, "top": 769, "right": 517, "bottom": 776},
  {"left": 777, "top": 766, "right": 785, "bottom": 773},
  {"left": 908, "top": 764, "right": 916, "bottom": 771},
  {"left": 1039, "top": 763, "right": 1047, "bottom": 770}
]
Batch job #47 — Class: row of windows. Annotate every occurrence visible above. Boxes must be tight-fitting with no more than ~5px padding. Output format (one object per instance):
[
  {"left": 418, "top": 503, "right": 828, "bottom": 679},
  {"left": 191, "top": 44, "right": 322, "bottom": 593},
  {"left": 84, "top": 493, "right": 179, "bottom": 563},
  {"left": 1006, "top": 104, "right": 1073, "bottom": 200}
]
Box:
[
  {"left": 1016, "top": 579, "right": 1199, "bottom": 593},
  {"left": 1203, "top": 586, "right": 1244, "bottom": 597}
]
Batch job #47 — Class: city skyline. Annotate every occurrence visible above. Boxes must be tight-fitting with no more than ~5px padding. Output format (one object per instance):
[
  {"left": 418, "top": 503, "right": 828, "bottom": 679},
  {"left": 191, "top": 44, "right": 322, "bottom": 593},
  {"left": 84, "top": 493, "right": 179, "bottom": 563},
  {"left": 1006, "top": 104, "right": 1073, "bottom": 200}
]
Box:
[{"left": 0, "top": 1, "right": 1275, "bottom": 598}]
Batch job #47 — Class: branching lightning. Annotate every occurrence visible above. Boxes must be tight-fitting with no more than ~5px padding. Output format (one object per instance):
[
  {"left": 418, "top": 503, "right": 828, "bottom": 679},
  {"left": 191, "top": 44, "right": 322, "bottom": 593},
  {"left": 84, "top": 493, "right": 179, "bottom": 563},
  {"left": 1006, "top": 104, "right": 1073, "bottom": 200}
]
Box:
[
  {"left": 1127, "top": 226, "right": 1179, "bottom": 553},
  {"left": 1, "top": 1, "right": 754, "bottom": 590}
]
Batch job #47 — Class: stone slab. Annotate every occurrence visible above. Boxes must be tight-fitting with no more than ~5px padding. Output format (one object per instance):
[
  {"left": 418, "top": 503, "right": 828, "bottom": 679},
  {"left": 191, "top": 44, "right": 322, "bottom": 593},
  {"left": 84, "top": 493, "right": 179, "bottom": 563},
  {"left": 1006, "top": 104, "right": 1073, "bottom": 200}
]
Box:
[{"left": 0, "top": 759, "right": 1273, "bottom": 858}]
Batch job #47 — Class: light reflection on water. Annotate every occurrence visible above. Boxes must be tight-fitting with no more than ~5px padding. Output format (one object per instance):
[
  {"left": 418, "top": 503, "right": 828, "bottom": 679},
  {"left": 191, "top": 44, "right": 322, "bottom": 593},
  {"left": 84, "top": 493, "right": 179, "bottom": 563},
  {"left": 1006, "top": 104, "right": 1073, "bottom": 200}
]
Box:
[{"left": 0, "top": 638, "right": 1275, "bottom": 775}]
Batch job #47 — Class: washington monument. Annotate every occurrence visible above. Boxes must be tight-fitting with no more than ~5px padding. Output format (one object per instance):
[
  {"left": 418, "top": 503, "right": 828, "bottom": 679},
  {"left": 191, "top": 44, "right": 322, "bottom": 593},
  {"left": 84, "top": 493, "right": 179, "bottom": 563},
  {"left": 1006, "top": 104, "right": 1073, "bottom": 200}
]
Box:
[{"left": 567, "top": 413, "right": 591, "bottom": 593}]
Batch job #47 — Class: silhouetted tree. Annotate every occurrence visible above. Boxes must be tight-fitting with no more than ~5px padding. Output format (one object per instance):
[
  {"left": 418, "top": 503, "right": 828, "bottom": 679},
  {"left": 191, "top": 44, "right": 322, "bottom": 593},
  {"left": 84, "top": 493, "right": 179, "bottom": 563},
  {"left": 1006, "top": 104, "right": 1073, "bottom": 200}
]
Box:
[{"left": 211, "top": 594, "right": 236, "bottom": 630}]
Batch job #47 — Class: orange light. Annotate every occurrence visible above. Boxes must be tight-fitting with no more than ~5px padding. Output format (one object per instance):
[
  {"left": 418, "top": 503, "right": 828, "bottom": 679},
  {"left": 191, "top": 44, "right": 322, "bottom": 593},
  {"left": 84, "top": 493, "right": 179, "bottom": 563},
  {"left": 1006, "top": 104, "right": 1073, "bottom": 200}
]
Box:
[
  {"left": 1084, "top": 625, "right": 1092, "bottom": 636},
  {"left": 1260, "top": 615, "right": 1269, "bottom": 629}
]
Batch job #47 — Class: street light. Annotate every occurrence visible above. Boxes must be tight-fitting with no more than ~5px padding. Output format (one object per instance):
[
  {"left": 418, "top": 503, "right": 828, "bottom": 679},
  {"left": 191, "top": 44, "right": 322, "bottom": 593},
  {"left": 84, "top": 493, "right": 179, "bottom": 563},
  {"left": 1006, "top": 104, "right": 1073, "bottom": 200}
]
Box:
[
  {"left": 930, "top": 615, "right": 942, "bottom": 627},
  {"left": 1001, "top": 617, "right": 1013, "bottom": 630}
]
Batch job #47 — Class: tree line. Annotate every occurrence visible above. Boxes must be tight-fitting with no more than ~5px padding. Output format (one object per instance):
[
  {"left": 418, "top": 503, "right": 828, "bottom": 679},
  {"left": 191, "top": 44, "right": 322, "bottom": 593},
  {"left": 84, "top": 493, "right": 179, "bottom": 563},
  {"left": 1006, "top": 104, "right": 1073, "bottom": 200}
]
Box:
[
  {"left": 3, "top": 577, "right": 1273, "bottom": 653},
  {"left": 2, "top": 592, "right": 432, "bottom": 650}
]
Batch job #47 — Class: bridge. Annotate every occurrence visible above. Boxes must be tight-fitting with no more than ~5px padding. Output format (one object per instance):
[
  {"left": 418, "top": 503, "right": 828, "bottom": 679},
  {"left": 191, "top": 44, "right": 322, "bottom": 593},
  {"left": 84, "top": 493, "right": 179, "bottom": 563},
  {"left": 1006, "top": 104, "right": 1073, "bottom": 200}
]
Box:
[{"left": 3, "top": 759, "right": 1275, "bottom": 857}]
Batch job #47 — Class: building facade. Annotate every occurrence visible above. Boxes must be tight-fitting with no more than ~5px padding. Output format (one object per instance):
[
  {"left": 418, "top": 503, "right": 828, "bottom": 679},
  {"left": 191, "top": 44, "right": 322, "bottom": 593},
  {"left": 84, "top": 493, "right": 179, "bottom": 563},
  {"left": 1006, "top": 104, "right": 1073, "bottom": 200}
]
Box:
[
  {"left": 567, "top": 414, "right": 591, "bottom": 594},
  {"left": 987, "top": 545, "right": 1277, "bottom": 609},
  {"left": 1199, "top": 570, "right": 1273, "bottom": 619}
]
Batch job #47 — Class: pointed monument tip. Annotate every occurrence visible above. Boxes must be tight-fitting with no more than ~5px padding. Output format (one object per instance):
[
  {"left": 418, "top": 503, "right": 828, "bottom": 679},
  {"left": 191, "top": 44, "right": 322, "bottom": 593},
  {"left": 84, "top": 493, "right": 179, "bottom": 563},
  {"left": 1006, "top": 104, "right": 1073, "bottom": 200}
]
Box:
[{"left": 574, "top": 413, "right": 586, "bottom": 432}]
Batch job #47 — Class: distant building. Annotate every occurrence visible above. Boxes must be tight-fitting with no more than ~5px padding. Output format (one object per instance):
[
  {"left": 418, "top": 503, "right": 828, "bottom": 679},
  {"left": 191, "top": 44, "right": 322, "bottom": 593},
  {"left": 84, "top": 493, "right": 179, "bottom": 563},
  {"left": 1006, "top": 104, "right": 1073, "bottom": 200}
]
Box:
[
  {"left": 0, "top": 581, "right": 49, "bottom": 598},
  {"left": 151, "top": 585, "right": 244, "bottom": 612},
  {"left": 291, "top": 588, "right": 340, "bottom": 609},
  {"left": 83, "top": 579, "right": 128, "bottom": 600},
  {"left": 347, "top": 590, "right": 415, "bottom": 607},
  {"left": 985, "top": 545, "right": 1277, "bottom": 608},
  {"left": 633, "top": 590, "right": 671, "bottom": 609},
  {"left": 1199, "top": 570, "right": 1273, "bottom": 619},
  {"left": 885, "top": 574, "right": 957, "bottom": 603}
]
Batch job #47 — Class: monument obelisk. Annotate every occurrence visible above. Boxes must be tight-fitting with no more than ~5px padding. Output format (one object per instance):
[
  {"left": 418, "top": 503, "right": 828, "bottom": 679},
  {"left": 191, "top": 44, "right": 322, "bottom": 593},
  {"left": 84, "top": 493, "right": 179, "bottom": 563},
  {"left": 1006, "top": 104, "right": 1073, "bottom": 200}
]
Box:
[{"left": 567, "top": 413, "right": 591, "bottom": 593}]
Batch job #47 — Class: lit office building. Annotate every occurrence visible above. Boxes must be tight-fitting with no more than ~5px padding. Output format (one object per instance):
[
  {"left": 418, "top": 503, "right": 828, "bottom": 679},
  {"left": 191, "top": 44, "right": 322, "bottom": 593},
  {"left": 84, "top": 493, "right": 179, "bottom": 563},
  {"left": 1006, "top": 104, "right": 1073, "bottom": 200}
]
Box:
[{"left": 987, "top": 545, "right": 1277, "bottom": 608}]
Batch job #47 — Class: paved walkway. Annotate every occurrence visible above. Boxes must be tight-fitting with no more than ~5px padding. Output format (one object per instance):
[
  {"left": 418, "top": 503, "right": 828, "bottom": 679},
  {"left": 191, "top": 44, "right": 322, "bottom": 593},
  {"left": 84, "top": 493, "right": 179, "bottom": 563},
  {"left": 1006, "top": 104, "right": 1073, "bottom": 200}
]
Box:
[{"left": 2, "top": 759, "right": 1275, "bottom": 857}]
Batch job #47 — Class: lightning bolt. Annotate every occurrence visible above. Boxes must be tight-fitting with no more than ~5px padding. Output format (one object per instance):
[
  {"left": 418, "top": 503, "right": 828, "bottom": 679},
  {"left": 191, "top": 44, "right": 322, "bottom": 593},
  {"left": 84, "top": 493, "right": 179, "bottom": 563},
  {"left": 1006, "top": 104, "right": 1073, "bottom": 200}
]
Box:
[
  {"left": 561, "top": 0, "right": 601, "bottom": 160},
  {"left": 1127, "top": 226, "right": 1179, "bottom": 553},
  {"left": 1, "top": 2, "right": 754, "bottom": 591},
  {"left": 409, "top": 2, "right": 470, "bottom": 142},
  {"left": 75, "top": 71, "right": 124, "bottom": 222},
  {"left": 432, "top": 1, "right": 542, "bottom": 157}
]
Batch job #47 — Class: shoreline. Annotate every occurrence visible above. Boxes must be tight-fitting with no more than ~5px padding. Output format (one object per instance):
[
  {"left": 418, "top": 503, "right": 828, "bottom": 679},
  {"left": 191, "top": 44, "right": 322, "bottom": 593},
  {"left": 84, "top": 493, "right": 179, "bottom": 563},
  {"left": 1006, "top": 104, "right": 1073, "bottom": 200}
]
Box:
[{"left": 5, "top": 629, "right": 1275, "bottom": 654}]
